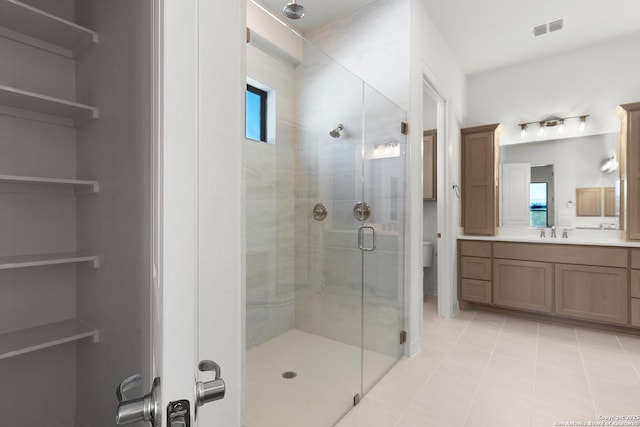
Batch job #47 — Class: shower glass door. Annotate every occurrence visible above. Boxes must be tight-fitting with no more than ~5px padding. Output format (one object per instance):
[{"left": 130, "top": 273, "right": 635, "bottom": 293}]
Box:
[{"left": 360, "top": 83, "right": 406, "bottom": 394}]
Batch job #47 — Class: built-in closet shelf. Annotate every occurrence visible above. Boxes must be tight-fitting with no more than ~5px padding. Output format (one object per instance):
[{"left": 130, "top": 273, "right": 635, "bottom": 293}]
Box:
[
  {"left": 0, "top": 0, "right": 97, "bottom": 58},
  {"left": 0, "top": 85, "right": 98, "bottom": 127},
  {"left": 0, "top": 174, "right": 99, "bottom": 192},
  {"left": 0, "top": 319, "right": 99, "bottom": 360},
  {"left": 0, "top": 252, "right": 100, "bottom": 270}
]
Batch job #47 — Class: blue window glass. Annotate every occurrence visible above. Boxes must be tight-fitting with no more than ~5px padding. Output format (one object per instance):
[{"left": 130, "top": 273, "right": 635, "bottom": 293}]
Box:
[
  {"left": 530, "top": 182, "right": 548, "bottom": 227},
  {"left": 246, "top": 85, "right": 267, "bottom": 142}
]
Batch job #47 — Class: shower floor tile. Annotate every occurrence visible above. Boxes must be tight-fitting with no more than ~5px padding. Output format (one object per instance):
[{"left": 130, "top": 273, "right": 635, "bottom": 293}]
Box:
[{"left": 246, "top": 329, "right": 396, "bottom": 427}]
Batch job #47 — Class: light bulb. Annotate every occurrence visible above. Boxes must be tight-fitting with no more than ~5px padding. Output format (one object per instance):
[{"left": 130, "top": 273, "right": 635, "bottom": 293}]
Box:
[
  {"left": 373, "top": 147, "right": 379, "bottom": 155},
  {"left": 579, "top": 116, "right": 586, "bottom": 132},
  {"left": 558, "top": 119, "right": 564, "bottom": 134},
  {"left": 384, "top": 145, "right": 389, "bottom": 154},
  {"left": 520, "top": 124, "right": 527, "bottom": 138},
  {"left": 539, "top": 123, "right": 545, "bottom": 136}
]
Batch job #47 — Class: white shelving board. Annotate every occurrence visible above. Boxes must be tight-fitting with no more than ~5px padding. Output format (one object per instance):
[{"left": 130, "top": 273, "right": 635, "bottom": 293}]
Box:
[
  {"left": 0, "top": 174, "right": 99, "bottom": 192},
  {"left": 0, "top": 319, "right": 99, "bottom": 360},
  {"left": 0, "top": 85, "right": 98, "bottom": 127},
  {"left": 0, "top": 252, "right": 100, "bottom": 270},
  {"left": 0, "top": 0, "right": 97, "bottom": 57}
]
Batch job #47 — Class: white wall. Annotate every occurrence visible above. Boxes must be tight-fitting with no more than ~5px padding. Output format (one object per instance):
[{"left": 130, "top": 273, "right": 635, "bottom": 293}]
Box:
[
  {"left": 304, "top": 0, "right": 411, "bottom": 110},
  {"left": 409, "top": 0, "right": 467, "bottom": 353},
  {"left": 467, "top": 31, "right": 640, "bottom": 145}
]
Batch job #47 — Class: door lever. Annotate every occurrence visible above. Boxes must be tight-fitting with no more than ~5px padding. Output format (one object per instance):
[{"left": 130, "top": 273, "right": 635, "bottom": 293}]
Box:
[
  {"left": 115, "top": 375, "right": 160, "bottom": 426},
  {"left": 195, "top": 360, "right": 226, "bottom": 407}
]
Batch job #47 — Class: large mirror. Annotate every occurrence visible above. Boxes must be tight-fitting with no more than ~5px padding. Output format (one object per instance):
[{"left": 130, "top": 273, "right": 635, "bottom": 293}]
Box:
[{"left": 501, "top": 132, "right": 619, "bottom": 230}]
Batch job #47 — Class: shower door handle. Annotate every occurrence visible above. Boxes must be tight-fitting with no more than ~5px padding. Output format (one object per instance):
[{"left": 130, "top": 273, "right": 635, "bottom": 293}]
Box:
[{"left": 358, "top": 225, "right": 376, "bottom": 252}]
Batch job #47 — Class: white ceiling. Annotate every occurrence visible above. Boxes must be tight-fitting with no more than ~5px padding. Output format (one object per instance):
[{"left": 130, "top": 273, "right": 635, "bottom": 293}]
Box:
[
  {"left": 420, "top": 0, "right": 640, "bottom": 74},
  {"left": 255, "top": 0, "right": 640, "bottom": 74}
]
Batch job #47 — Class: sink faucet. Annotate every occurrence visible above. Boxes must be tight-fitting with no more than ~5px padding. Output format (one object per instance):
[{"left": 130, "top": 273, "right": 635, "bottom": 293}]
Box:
[
  {"left": 562, "top": 228, "right": 569, "bottom": 238},
  {"left": 538, "top": 228, "right": 546, "bottom": 238},
  {"left": 550, "top": 226, "right": 557, "bottom": 238}
]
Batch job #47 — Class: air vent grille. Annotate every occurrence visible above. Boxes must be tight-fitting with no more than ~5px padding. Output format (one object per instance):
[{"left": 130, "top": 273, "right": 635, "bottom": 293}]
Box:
[
  {"left": 532, "top": 17, "right": 566, "bottom": 37},
  {"left": 549, "top": 18, "right": 564, "bottom": 32},
  {"left": 532, "top": 23, "right": 547, "bottom": 37}
]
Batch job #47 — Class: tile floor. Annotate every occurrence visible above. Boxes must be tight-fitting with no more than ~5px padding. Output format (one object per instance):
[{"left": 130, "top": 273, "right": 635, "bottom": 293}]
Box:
[{"left": 337, "top": 296, "right": 640, "bottom": 427}]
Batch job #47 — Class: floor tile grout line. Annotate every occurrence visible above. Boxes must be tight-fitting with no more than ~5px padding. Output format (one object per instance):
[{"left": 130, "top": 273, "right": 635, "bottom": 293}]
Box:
[
  {"left": 460, "top": 314, "right": 507, "bottom": 427},
  {"left": 575, "top": 327, "right": 599, "bottom": 420},
  {"left": 391, "top": 309, "right": 478, "bottom": 427},
  {"left": 616, "top": 334, "right": 640, "bottom": 382},
  {"left": 529, "top": 321, "right": 541, "bottom": 427}
]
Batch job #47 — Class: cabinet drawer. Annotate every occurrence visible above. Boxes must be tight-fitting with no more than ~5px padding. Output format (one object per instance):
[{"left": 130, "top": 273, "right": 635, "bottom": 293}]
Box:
[
  {"left": 632, "top": 270, "right": 640, "bottom": 298},
  {"left": 493, "top": 242, "right": 627, "bottom": 268},
  {"left": 555, "top": 264, "right": 628, "bottom": 325},
  {"left": 632, "top": 299, "right": 640, "bottom": 327},
  {"left": 461, "top": 279, "right": 491, "bottom": 304},
  {"left": 493, "top": 259, "right": 552, "bottom": 313},
  {"left": 461, "top": 256, "right": 491, "bottom": 280},
  {"left": 460, "top": 240, "right": 491, "bottom": 258}
]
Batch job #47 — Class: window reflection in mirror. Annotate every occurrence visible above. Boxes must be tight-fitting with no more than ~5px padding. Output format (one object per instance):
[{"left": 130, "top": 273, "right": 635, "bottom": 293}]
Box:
[{"left": 501, "top": 133, "right": 619, "bottom": 230}]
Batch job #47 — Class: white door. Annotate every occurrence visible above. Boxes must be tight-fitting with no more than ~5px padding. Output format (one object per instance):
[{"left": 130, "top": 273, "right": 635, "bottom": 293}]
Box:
[
  {"left": 502, "top": 163, "right": 531, "bottom": 227},
  {"left": 117, "top": 1, "right": 244, "bottom": 426}
]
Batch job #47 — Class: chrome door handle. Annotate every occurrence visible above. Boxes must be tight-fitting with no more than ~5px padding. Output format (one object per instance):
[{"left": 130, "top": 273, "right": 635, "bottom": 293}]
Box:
[
  {"left": 116, "top": 375, "right": 160, "bottom": 426},
  {"left": 195, "top": 360, "right": 226, "bottom": 407},
  {"left": 357, "top": 225, "right": 376, "bottom": 252}
]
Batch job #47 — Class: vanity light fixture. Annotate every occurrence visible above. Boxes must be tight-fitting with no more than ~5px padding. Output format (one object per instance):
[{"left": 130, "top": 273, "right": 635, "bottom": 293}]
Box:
[
  {"left": 518, "top": 115, "right": 589, "bottom": 137},
  {"left": 579, "top": 115, "right": 586, "bottom": 131},
  {"left": 520, "top": 124, "right": 527, "bottom": 138}
]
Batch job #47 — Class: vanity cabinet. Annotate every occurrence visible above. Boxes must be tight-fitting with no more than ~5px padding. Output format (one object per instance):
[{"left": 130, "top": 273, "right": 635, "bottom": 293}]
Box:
[
  {"left": 493, "top": 259, "right": 552, "bottom": 313},
  {"left": 458, "top": 239, "right": 639, "bottom": 332},
  {"left": 617, "top": 102, "right": 640, "bottom": 240},
  {"left": 423, "top": 129, "right": 437, "bottom": 201},
  {"left": 461, "top": 124, "right": 502, "bottom": 236},
  {"left": 631, "top": 250, "right": 640, "bottom": 326},
  {"left": 555, "top": 264, "right": 627, "bottom": 325},
  {"left": 459, "top": 241, "right": 492, "bottom": 304}
]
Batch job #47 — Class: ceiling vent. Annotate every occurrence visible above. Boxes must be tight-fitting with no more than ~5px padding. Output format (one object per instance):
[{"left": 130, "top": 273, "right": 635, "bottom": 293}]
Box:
[{"left": 532, "top": 17, "right": 566, "bottom": 37}]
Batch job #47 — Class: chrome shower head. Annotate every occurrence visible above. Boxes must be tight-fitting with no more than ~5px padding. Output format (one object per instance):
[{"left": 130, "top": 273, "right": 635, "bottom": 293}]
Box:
[
  {"left": 283, "top": 0, "right": 305, "bottom": 19},
  {"left": 329, "top": 123, "right": 344, "bottom": 138}
]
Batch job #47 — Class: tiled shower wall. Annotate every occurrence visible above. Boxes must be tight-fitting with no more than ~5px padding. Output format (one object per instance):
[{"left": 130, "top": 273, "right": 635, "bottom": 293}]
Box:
[{"left": 245, "top": 44, "right": 297, "bottom": 348}]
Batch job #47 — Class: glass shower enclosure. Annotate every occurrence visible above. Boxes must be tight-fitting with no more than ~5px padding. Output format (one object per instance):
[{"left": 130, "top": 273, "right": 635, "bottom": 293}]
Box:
[{"left": 245, "top": 25, "right": 407, "bottom": 427}]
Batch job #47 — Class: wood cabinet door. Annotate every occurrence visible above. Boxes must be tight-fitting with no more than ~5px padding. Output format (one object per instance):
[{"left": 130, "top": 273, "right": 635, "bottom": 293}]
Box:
[
  {"left": 423, "top": 130, "right": 436, "bottom": 200},
  {"left": 576, "top": 187, "right": 602, "bottom": 216},
  {"left": 626, "top": 108, "right": 640, "bottom": 239},
  {"left": 493, "top": 259, "right": 553, "bottom": 313},
  {"left": 555, "top": 264, "right": 628, "bottom": 325},
  {"left": 462, "top": 125, "right": 500, "bottom": 235}
]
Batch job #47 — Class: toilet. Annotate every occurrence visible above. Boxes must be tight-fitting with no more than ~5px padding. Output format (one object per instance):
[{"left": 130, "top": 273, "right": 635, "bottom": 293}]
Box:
[{"left": 423, "top": 241, "right": 434, "bottom": 268}]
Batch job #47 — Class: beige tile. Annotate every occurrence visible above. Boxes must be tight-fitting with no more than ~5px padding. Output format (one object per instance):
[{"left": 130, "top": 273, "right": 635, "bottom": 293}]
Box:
[
  {"left": 481, "top": 353, "right": 536, "bottom": 399},
  {"left": 405, "top": 370, "right": 478, "bottom": 427},
  {"left": 618, "top": 334, "right": 640, "bottom": 355},
  {"left": 577, "top": 328, "right": 623, "bottom": 352},
  {"left": 589, "top": 377, "right": 640, "bottom": 415},
  {"left": 365, "top": 363, "right": 430, "bottom": 408},
  {"left": 502, "top": 316, "right": 539, "bottom": 337},
  {"left": 335, "top": 397, "right": 405, "bottom": 427},
  {"left": 537, "top": 338, "right": 586, "bottom": 375},
  {"left": 423, "top": 323, "right": 465, "bottom": 346},
  {"left": 493, "top": 330, "right": 538, "bottom": 362},
  {"left": 529, "top": 401, "right": 597, "bottom": 427},
  {"left": 456, "top": 324, "right": 500, "bottom": 353},
  {"left": 470, "top": 311, "right": 506, "bottom": 331},
  {"left": 438, "top": 343, "right": 492, "bottom": 384},
  {"left": 538, "top": 322, "right": 578, "bottom": 344},
  {"left": 581, "top": 347, "right": 640, "bottom": 387},
  {"left": 464, "top": 383, "right": 532, "bottom": 427},
  {"left": 533, "top": 366, "right": 594, "bottom": 417}
]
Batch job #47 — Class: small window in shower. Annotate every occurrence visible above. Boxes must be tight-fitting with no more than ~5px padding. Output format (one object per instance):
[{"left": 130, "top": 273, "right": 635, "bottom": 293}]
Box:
[{"left": 246, "top": 84, "right": 267, "bottom": 142}]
